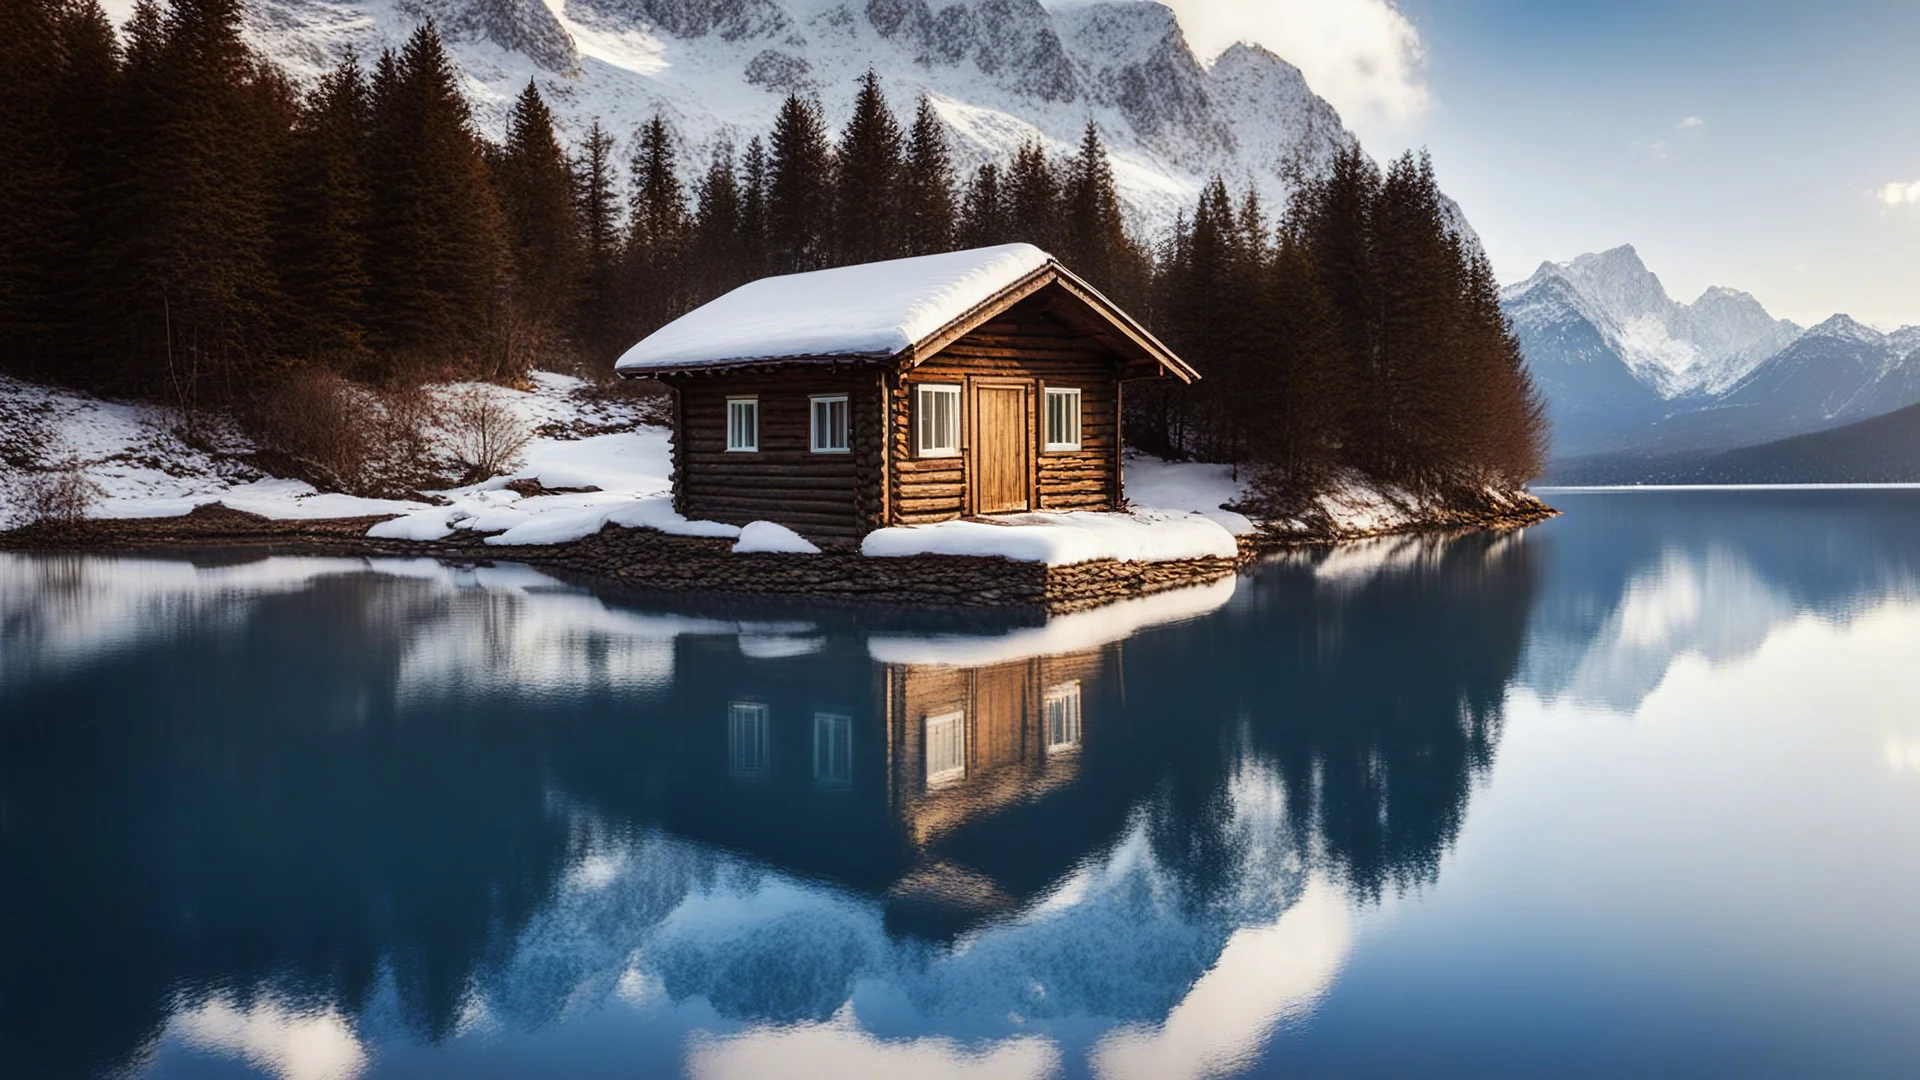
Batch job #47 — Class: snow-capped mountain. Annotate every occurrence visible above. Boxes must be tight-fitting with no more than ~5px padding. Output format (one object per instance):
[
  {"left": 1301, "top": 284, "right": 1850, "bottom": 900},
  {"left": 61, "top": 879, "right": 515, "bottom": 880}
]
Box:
[
  {"left": 1502, "top": 245, "right": 1800, "bottom": 401},
  {"left": 240, "top": 0, "right": 1356, "bottom": 231},
  {"left": 1506, "top": 244, "right": 1920, "bottom": 463}
]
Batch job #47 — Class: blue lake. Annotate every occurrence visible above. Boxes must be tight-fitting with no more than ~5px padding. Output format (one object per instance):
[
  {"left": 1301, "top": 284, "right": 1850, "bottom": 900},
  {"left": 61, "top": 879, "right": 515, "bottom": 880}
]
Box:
[{"left": 5, "top": 489, "right": 1920, "bottom": 1078}]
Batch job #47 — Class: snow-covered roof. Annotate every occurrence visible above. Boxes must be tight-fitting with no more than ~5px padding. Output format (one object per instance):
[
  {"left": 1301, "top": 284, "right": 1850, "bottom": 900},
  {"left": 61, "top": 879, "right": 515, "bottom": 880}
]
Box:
[{"left": 616, "top": 244, "right": 1052, "bottom": 372}]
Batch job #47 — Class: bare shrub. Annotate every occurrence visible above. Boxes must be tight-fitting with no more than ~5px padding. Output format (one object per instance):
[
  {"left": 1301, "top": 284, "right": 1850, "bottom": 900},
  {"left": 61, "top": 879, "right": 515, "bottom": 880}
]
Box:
[
  {"left": 14, "top": 465, "right": 104, "bottom": 525},
  {"left": 372, "top": 382, "right": 452, "bottom": 492},
  {"left": 446, "top": 385, "right": 531, "bottom": 484},
  {"left": 246, "top": 367, "right": 380, "bottom": 493}
]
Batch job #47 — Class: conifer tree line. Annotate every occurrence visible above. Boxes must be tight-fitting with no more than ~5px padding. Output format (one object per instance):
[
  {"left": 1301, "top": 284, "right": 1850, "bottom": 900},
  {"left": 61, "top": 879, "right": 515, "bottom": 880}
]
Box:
[{"left": 0, "top": 0, "right": 1544, "bottom": 496}]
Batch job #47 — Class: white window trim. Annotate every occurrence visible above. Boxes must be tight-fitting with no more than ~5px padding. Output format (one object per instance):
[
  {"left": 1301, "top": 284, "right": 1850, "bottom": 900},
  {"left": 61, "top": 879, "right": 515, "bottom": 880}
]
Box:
[
  {"left": 810, "top": 394, "right": 850, "bottom": 454},
  {"left": 915, "top": 383, "right": 962, "bottom": 459},
  {"left": 728, "top": 701, "right": 770, "bottom": 780},
  {"left": 1044, "top": 387, "right": 1082, "bottom": 452},
  {"left": 924, "top": 709, "right": 966, "bottom": 787},
  {"left": 812, "top": 712, "right": 853, "bottom": 788},
  {"left": 1044, "top": 681, "right": 1082, "bottom": 753},
  {"left": 726, "top": 396, "right": 759, "bottom": 453}
]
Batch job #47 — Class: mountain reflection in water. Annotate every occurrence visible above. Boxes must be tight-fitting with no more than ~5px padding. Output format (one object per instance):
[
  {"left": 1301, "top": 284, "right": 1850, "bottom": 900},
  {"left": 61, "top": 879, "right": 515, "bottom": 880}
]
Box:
[{"left": 6, "top": 489, "right": 1920, "bottom": 1079}]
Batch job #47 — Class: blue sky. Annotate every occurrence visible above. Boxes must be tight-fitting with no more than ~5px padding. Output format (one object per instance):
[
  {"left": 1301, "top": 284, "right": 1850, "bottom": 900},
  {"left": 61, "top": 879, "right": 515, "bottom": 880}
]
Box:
[{"left": 1167, "top": 0, "right": 1920, "bottom": 327}]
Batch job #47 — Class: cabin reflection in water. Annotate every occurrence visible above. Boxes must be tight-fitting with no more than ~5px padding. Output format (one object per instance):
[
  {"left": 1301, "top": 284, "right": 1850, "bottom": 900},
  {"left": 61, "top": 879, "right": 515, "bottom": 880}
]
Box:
[{"left": 666, "top": 631, "right": 1119, "bottom": 936}]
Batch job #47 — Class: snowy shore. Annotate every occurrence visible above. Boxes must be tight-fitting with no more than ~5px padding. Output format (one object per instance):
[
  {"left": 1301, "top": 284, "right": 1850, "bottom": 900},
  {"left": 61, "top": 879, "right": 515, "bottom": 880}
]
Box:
[{"left": 0, "top": 372, "right": 1554, "bottom": 583}]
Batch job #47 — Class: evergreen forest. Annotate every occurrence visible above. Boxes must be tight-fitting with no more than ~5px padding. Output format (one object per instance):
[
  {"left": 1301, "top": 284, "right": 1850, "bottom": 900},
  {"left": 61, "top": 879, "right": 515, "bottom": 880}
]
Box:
[{"left": 0, "top": 0, "right": 1547, "bottom": 509}]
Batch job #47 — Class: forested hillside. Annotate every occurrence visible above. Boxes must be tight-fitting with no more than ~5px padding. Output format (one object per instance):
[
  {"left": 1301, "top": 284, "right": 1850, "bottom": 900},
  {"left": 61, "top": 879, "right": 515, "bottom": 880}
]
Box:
[{"left": 0, "top": 0, "right": 1545, "bottom": 514}]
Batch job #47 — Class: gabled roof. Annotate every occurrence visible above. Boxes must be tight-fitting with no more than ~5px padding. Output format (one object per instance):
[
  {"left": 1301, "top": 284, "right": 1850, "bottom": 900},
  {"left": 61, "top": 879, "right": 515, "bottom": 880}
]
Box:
[{"left": 614, "top": 244, "right": 1197, "bottom": 383}]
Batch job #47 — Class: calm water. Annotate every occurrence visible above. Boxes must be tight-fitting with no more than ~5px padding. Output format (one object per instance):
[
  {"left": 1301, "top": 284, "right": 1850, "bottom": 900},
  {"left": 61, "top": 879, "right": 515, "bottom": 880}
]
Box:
[{"left": 6, "top": 490, "right": 1920, "bottom": 1079}]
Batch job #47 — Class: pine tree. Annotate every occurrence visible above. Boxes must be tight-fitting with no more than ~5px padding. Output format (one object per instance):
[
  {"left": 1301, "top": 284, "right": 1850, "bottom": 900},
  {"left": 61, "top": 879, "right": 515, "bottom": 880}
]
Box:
[
  {"left": 1294, "top": 142, "right": 1383, "bottom": 477},
  {"left": 572, "top": 119, "right": 623, "bottom": 358},
  {"left": 0, "top": 0, "right": 78, "bottom": 379},
  {"left": 957, "top": 162, "right": 1006, "bottom": 248},
  {"left": 44, "top": 0, "right": 122, "bottom": 383},
  {"left": 899, "top": 96, "right": 957, "bottom": 255},
  {"left": 365, "top": 23, "right": 509, "bottom": 375},
  {"left": 738, "top": 135, "right": 771, "bottom": 279},
  {"left": 832, "top": 70, "right": 904, "bottom": 264},
  {"left": 766, "top": 93, "right": 833, "bottom": 273},
  {"left": 690, "top": 142, "right": 747, "bottom": 301},
  {"left": 625, "top": 113, "right": 690, "bottom": 335},
  {"left": 1060, "top": 122, "right": 1126, "bottom": 284},
  {"left": 103, "top": 0, "right": 289, "bottom": 399},
  {"left": 1005, "top": 140, "right": 1061, "bottom": 252},
  {"left": 275, "top": 50, "right": 373, "bottom": 364},
  {"left": 496, "top": 79, "right": 582, "bottom": 370},
  {"left": 1372, "top": 150, "right": 1465, "bottom": 487}
]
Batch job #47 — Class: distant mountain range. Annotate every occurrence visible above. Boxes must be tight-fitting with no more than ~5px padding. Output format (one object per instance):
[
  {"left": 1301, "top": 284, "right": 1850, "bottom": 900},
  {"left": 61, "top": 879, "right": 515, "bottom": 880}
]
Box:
[
  {"left": 240, "top": 0, "right": 1357, "bottom": 233},
  {"left": 1505, "top": 245, "right": 1920, "bottom": 479}
]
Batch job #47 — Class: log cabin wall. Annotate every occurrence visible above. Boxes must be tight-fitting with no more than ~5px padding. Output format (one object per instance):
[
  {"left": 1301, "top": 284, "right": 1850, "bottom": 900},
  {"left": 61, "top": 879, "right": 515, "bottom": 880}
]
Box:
[
  {"left": 889, "top": 295, "right": 1124, "bottom": 526},
  {"left": 668, "top": 371, "right": 881, "bottom": 544}
]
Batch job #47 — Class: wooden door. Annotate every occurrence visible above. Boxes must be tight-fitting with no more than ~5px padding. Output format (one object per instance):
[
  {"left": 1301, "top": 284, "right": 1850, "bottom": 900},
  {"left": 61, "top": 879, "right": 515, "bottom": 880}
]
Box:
[{"left": 973, "top": 384, "right": 1031, "bottom": 514}]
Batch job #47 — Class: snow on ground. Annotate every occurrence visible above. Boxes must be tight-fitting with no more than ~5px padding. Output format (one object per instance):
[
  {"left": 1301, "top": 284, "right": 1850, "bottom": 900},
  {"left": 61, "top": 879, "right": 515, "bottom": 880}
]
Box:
[
  {"left": 861, "top": 508, "right": 1240, "bottom": 565},
  {"left": 3, "top": 373, "right": 1523, "bottom": 554},
  {"left": 1122, "top": 452, "right": 1257, "bottom": 535},
  {"left": 616, "top": 244, "right": 1052, "bottom": 372}
]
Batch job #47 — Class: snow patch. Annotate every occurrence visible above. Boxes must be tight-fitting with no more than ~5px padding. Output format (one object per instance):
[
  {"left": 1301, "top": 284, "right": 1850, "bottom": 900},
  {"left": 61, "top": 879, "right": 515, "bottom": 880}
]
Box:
[
  {"left": 733, "top": 521, "right": 821, "bottom": 554},
  {"left": 861, "top": 508, "right": 1239, "bottom": 566}
]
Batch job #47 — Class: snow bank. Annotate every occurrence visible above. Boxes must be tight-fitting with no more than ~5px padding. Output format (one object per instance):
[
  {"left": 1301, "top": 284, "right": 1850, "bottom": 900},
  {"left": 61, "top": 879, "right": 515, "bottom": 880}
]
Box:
[
  {"left": 615, "top": 244, "right": 1052, "bottom": 371},
  {"left": 1122, "top": 454, "right": 1257, "bottom": 534},
  {"left": 861, "top": 509, "right": 1238, "bottom": 566},
  {"left": 733, "top": 521, "right": 821, "bottom": 554}
]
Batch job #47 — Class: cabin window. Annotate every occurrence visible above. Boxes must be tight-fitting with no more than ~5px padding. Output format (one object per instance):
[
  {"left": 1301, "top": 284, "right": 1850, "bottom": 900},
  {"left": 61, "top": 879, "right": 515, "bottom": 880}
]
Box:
[
  {"left": 810, "top": 394, "right": 850, "bottom": 453},
  {"left": 915, "top": 384, "right": 961, "bottom": 458},
  {"left": 726, "top": 396, "right": 759, "bottom": 452},
  {"left": 1044, "top": 387, "right": 1082, "bottom": 451},
  {"left": 925, "top": 710, "right": 966, "bottom": 787},
  {"left": 728, "top": 702, "right": 769, "bottom": 779},
  {"left": 813, "top": 712, "right": 853, "bottom": 788},
  {"left": 1044, "top": 682, "right": 1082, "bottom": 753}
]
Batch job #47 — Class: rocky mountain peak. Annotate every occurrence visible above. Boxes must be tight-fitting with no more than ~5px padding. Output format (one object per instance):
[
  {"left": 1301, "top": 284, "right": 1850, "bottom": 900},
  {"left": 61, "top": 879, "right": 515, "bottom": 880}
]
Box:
[
  {"left": 241, "top": 0, "right": 1359, "bottom": 234},
  {"left": 1804, "top": 313, "right": 1884, "bottom": 344}
]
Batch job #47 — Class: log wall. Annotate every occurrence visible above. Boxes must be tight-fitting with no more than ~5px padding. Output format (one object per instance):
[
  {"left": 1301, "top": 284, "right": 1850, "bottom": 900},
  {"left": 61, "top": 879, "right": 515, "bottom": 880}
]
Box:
[
  {"left": 890, "top": 297, "right": 1125, "bottom": 525},
  {"left": 668, "top": 371, "right": 881, "bottom": 545}
]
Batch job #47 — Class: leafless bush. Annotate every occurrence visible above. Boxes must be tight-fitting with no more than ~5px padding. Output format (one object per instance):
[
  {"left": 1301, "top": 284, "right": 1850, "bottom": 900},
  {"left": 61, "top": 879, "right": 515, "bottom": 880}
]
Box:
[
  {"left": 246, "top": 367, "right": 381, "bottom": 493},
  {"left": 372, "top": 382, "right": 451, "bottom": 491},
  {"left": 13, "top": 465, "right": 104, "bottom": 525},
  {"left": 446, "top": 385, "right": 531, "bottom": 484}
]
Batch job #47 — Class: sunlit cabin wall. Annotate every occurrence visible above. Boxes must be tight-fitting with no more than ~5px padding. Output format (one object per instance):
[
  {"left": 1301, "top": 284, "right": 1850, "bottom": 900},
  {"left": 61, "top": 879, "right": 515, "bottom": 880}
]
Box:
[{"left": 891, "top": 295, "right": 1125, "bottom": 525}]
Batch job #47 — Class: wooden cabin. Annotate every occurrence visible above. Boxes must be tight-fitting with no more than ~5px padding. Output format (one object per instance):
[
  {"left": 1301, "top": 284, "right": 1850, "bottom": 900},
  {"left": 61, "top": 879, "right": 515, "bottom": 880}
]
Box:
[{"left": 614, "top": 244, "right": 1199, "bottom": 545}]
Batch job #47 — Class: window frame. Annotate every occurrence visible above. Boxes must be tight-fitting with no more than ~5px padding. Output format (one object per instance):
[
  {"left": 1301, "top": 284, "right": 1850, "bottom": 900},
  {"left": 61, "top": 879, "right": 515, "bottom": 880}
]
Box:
[
  {"left": 812, "top": 712, "right": 853, "bottom": 789},
  {"left": 924, "top": 710, "right": 967, "bottom": 787},
  {"left": 1043, "top": 386, "right": 1083, "bottom": 452},
  {"left": 725, "top": 396, "right": 759, "bottom": 453},
  {"left": 1044, "top": 681, "right": 1082, "bottom": 753},
  {"left": 809, "top": 393, "right": 850, "bottom": 454},
  {"left": 728, "top": 701, "right": 770, "bottom": 780},
  {"left": 914, "top": 383, "right": 963, "bottom": 459}
]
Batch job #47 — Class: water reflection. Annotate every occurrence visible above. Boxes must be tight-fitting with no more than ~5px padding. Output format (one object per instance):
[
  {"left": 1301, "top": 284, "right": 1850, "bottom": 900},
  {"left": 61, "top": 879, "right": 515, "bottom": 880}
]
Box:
[
  {"left": 0, "top": 534, "right": 1538, "bottom": 1079},
  {"left": 1521, "top": 489, "right": 1920, "bottom": 711},
  {"left": 23, "top": 490, "right": 1920, "bottom": 1078}
]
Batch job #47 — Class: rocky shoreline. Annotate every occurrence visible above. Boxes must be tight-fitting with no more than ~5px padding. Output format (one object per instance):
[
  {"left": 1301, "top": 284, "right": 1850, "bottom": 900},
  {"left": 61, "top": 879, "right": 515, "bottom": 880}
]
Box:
[{"left": 0, "top": 494, "right": 1558, "bottom": 613}]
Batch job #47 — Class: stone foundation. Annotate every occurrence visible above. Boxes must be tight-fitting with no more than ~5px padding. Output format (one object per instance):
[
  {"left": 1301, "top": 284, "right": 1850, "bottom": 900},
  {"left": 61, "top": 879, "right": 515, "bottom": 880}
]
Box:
[
  {"left": 1, "top": 495, "right": 1556, "bottom": 613},
  {"left": 0, "top": 505, "right": 1244, "bottom": 613}
]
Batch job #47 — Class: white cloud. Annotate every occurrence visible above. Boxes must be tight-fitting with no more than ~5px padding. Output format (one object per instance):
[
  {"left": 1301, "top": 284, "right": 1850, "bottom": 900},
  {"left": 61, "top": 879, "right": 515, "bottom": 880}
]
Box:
[
  {"left": 1677, "top": 116, "right": 1706, "bottom": 130},
  {"left": 1879, "top": 179, "right": 1920, "bottom": 207},
  {"left": 1153, "top": 0, "right": 1430, "bottom": 124}
]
